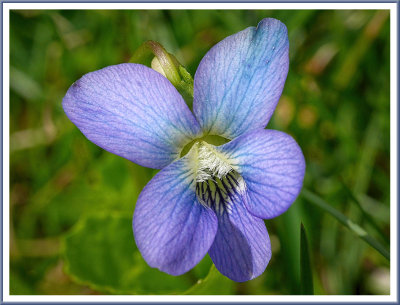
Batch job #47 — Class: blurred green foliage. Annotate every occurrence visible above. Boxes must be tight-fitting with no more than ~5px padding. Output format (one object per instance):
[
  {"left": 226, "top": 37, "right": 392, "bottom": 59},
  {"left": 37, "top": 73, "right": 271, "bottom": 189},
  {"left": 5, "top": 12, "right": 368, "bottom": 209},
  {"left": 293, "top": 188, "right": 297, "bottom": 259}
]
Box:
[{"left": 10, "top": 10, "right": 390, "bottom": 295}]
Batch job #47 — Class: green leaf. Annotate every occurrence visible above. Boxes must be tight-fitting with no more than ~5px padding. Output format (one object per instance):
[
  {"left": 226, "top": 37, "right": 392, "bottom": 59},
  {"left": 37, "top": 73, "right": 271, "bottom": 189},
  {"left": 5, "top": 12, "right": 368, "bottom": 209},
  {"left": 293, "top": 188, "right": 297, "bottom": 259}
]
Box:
[
  {"left": 185, "top": 265, "right": 234, "bottom": 295},
  {"left": 62, "top": 213, "right": 192, "bottom": 294},
  {"left": 301, "top": 189, "right": 390, "bottom": 261},
  {"left": 300, "top": 223, "right": 314, "bottom": 295}
]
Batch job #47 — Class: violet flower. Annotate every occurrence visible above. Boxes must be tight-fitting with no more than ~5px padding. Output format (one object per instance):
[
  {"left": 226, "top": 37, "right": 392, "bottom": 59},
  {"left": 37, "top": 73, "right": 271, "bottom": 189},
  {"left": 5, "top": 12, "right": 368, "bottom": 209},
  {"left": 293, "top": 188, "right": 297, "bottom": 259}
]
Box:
[{"left": 62, "top": 18, "right": 305, "bottom": 282}]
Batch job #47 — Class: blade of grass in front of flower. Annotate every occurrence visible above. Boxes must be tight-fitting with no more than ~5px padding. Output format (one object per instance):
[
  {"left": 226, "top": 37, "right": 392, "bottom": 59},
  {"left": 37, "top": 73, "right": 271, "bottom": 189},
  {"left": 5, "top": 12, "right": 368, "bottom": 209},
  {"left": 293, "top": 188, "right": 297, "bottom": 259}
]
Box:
[
  {"left": 301, "top": 189, "right": 390, "bottom": 261},
  {"left": 184, "top": 264, "right": 234, "bottom": 295},
  {"left": 300, "top": 223, "right": 314, "bottom": 295},
  {"left": 340, "top": 180, "right": 389, "bottom": 245}
]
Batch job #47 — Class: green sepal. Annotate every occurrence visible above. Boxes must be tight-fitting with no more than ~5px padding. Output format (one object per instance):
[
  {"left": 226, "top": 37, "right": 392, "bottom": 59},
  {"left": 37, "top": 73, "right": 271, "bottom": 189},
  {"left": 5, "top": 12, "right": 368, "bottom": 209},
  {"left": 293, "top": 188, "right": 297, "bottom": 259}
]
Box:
[
  {"left": 129, "top": 40, "right": 180, "bottom": 85},
  {"left": 129, "top": 41, "right": 194, "bottom": 108}
]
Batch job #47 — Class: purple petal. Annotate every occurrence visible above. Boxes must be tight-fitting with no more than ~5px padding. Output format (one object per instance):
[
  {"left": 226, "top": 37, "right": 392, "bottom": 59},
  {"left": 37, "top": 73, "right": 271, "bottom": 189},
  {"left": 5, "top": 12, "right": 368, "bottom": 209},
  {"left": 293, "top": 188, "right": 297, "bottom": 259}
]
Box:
[
  {"left": 193, "top": 18, "right": 289, "bottom": 139},
  {"left": 63, "top": 63, "right": 201, "bottom": 169},
  {"left": 218, "top": 129, "right": 305, "bottom": 219},
  {"left": 132, "top": 152, "right": 218, "bottom": 275},
  {"left": 208, "top": 193, "right": 271, "bottom": 282}
]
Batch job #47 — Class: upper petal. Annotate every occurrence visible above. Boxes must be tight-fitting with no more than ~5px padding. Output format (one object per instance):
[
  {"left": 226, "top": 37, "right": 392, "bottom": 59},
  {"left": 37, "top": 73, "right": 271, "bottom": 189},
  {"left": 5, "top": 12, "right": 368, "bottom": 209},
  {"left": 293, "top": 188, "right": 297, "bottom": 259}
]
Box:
[
  {"left": 132, "top": 149, "right": 218, "bottom": 276},
  {"left": 208, "top": 191, "right": 271, "bottom": 282},
  {"left": 218, "top": 129, "right": 305, "bottom": 219},
  {"left": 193, "top": 18, "right": 289, "bottom": 139},
  {"left": 63, "top": 63, "right": 201, "bottom": 169}
]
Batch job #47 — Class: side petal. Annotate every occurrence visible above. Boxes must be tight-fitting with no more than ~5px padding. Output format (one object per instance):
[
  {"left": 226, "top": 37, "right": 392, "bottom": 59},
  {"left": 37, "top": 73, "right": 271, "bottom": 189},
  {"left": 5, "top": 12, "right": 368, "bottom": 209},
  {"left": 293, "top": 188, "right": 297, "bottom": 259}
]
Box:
[
  {"left": 132, "top": 150, "right": 218, "bottom": 275},
  {"left": 63, "top": 63, "right": 201, "bottom": 169},
  {"left": 193, "top": 18, "right": 289, "bottom": 139},
  {"left": 208, "top": 194, "right": 271, "bottom": 282},
  {"left": 219, "top": 129, "right": 305, "bottom": 219}
]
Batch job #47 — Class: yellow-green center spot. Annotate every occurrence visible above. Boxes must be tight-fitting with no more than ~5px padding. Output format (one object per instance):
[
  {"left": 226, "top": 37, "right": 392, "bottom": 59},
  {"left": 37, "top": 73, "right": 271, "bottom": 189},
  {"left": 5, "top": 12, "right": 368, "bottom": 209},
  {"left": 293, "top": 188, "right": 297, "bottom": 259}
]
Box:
[{"left": 180, "top": 135, "right": 230, "bottom": 157}]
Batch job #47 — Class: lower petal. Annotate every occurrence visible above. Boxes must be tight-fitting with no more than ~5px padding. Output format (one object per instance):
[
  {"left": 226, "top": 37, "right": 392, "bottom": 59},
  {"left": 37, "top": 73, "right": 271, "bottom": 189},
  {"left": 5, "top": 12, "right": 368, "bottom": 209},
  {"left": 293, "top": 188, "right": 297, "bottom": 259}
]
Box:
[
  {"left": 133, "top": 152, "right": 218, "bottom": 275},
  {"left": 208, "top": 193, "right": 271, "bottom": 282}
]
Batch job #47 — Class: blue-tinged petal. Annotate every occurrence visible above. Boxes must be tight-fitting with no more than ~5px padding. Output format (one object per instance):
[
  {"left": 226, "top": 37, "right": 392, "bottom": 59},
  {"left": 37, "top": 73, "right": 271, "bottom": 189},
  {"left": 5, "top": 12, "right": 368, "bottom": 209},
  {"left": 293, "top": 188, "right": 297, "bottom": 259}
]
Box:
[
  {"left": 63, "top": 63, "right": 201, "bottom": 169},
  {"left": 208, "top": 192, "right": 271, "bottom": 282},
  {"left": 193, "top": 18, "right": 289, "bottom": 139},
  {"left": 218, "top": 129, "right": 305, "bottom": 219},
  {"left": 132, "top": 147, "right": 218, "bottom": 276}
]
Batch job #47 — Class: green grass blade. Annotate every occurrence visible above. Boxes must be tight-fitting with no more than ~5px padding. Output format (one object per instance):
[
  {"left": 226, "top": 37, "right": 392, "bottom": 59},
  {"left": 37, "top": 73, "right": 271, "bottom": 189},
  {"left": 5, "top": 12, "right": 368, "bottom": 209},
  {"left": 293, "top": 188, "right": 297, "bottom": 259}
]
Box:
[
  {"left": 340, "top": 180, "right": 389, "bottom": 245},
  {"left": 300, "top": 223, "right": 314, "bottom": 295},
  {"left": 301, "top": 189, "right": 390, "bottom": 261}
]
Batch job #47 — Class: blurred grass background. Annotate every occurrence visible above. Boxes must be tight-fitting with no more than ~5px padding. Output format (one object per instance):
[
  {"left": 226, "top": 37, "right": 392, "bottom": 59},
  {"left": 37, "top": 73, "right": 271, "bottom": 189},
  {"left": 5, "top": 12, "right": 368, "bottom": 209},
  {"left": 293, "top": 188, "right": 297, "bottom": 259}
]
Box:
[{"left": 9, "top": 9, "right": 390, "bottom": 295}]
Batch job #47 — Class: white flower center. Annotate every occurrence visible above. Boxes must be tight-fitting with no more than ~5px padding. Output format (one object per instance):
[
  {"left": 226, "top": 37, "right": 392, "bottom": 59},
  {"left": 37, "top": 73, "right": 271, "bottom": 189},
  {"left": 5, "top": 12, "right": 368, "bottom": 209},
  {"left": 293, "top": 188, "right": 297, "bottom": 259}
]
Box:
[
  {"left": 189, "top": 141, "right": 246, "bottom": 214},
  {"left": 195, "top": 142, "right": 232, "bottom": 183}
]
